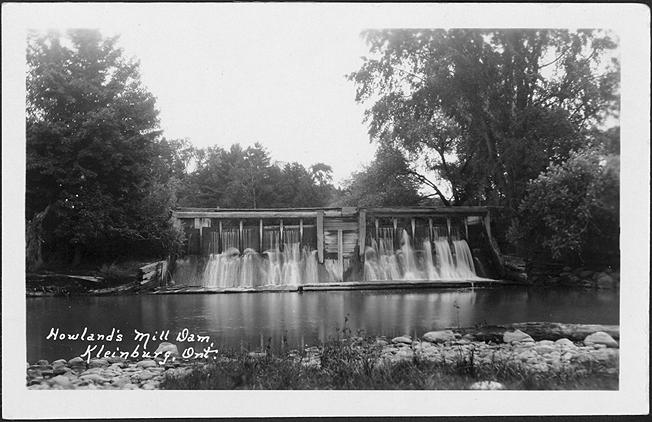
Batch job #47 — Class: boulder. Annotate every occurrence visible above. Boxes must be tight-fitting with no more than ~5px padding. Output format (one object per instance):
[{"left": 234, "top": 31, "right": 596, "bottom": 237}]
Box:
[
  {"left": 391, "top": 335, "right": 412, "bottom": 345},
  {"left": 68, "top": 357, "right": 85, "bottom": 367},
  {"left": 554, "top": 338, "right": 576, "bottom": 348},
  {"left": 136, "top": 359, "right": 158, "bottom": 369},
  {"left": 503, "top": 329, "right": 534, "bottom": 344},
  {"left": 36, "top": 359, "right": 49, "bottom": 366},
  {"left": 596, "top": 273, "right": 616, "bottom": 289},
  {"left": 89, "top": 358, "right": 109, "bottom": 368},
  {"left": 50, "top": 375, "right": 72, "bottom": 388},
  {"left": 584, "top": 331, "right": 619, "bottom": 348},
  {"left": 422, "top": 330, "right": 456, "bottom": 344},
  {"left": 155, "top": 342, "right": 179, "bottom": 357},
  {"left": 469, "top": 381, "right": 505, "bottom": 390}
]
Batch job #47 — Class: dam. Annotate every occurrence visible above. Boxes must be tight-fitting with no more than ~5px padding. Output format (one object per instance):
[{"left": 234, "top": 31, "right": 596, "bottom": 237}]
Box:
[{"left": 161, "top": 206, "right": 507, "bottom": 292}]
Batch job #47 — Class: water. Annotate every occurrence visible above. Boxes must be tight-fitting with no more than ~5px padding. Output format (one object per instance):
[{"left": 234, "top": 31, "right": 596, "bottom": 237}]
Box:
[
  {"left": 26, "top": 287, "right": 619, "bottom": 362},
  {"left": 363, "top": 231, "right": 479, "bottom": 281},
  {"left": 174, "top": 229, "right": 480, "bottom": 287}
]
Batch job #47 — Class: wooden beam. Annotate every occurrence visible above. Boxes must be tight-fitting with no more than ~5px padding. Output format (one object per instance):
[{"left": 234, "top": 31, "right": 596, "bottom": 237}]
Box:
[
  {"left": 218, "top": 220, "right": 223, "bottom": 254},
  {"left": 446, "top": 218, "right": 451, "bottom": 242},
  {"left": 428, "top": 218, "right": 433, "bottom": 242},
  {"left": 299, "top": 219, "right": 304, "bottom": 245},
  {"left": 316, "top": 210, "right": 324, "bottom": 264},
  {"left": 259, "top": 219, "right": 263, "bottom": 253},
  {"left": 358, "top": 210, "right": 366, "bottom": 258},
  {"left": 338, "top": 229, "right": 344, "bottom": 281}
]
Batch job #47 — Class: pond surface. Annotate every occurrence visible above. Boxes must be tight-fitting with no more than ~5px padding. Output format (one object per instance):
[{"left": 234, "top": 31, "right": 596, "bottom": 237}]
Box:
[{"left": 26, "top": 287, "right": 619, "bottom": 362}]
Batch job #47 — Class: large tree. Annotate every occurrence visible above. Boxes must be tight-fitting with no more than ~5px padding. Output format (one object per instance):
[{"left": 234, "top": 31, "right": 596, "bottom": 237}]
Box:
[
  {"left": 26, "top": 29, "right": 181, "bottom": 265},
  {"left": 349, "top": 29, "right": 620, "bottom": 210}
]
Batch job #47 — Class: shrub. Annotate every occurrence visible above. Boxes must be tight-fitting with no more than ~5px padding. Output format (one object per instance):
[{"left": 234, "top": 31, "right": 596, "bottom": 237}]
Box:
[{"left": 508, "top": 148, "right": 619, "bottom": 265}]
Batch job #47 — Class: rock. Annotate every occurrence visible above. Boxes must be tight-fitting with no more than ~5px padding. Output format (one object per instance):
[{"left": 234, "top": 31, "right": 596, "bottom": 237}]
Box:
[
  {"left": 52, "top": 359, "right": 67, "bottom": 366},
  {"left": 503, "top": 329, "right": 534, "bottom": 344},
  {"left": 423, "top": 330, "right": 456, "bottom": 344},
  {"left": 375, "top": 339, "right": 388, "bottom": 347},
  {"left": 584, "top": 332, "right": 619, "bottom": 348},
  {"left": 469, "top": 381, "right": 505, "bottom": 390},
  {"left": 36, "top": 359, "right": 49, "bottom": 366},
  {"left": 580, "top": 270, "right": 594, "bottom": 278},
  {"left": 50, "top": 375, "right": 72, "bottom": 387},
  {"left": 155, "top": 342, "right": 179, "bottom": 357},
  {"left": 53, "top": 366, "right": 70, "bottom": 376},
  {"left": 89, "top": 358, "right": 109, "bottom": 368},
  {"left": 555, "top": 338, "right": 576, "bottom": 348},
  {"left": 534, "top": 344, "right": 555, "bottom": 354},
  {"left": 596, "top": 273, "right": 616, "bottom": 289},
  {"left": 142, "top": 382, "right": 157, "bottom": 390},
  {"left": 391, "top": 335, "right": 412, "bottom": 345},
  {"left": 79, "top": 373, "right": 109, "bottom": 384},
  {"left": 68, "top": 357, "right": 86, "bottom": 369},
  {"left": 133, "top": 370, "right": 156, "bottom": 381},
  {"left": 107, "top": 356, "right": 126, "bottom": 364},
  {"left": 136, "top": 359, "right": 158, "bottom": 369}
]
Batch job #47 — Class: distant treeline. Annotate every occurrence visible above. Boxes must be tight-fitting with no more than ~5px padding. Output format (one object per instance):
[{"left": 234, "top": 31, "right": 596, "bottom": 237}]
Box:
[{"left": 26, "top": 29, "right": 620, "bottom": 269}]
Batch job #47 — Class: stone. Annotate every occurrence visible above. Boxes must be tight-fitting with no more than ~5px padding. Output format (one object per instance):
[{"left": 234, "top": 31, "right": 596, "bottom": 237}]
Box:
[
  {"left": 36, "top": 359, "right": 49, "bottom": 366},
  {"left": 89, "top": 358, "right": 109, "bottom": 368},
  {"left": 50, "top": 375, "right": 72, "bottom": 387},
  {"left": 79, "top": 373, "right": 109, "bottom": 383},
  {"left": 534, "top": 344, "right": 555, "bottom": 354},
  {"left": 555, "top": 338, "right": 576, "bottom": 348},
  {"left": 52, "top": 359, "right": 67, "bottom": 366},
  {"left": 107, "top": 356, "right": 127, "bottom": 364},
  {"left": 142, "top": 382, "right": 157, "bottom": 390},
  {"left": 53, "top": 366, "right": 70, "bottom": 376},
  {"left": 596, "top": 273, "right": 616, "bottom": 289},
  {"left": 422, "top": 330, "right": 456, "bottom": 344},
  {"left": 155, "top": 342, "right": 180, "bottom": 357},
  {"left": 136, "top": 359, "right": 158, "bottom": 369},
  {"left": 503, "top": 329, "right": 534, "bottom": 344},
  {"left": 391, "top": 335, "right": 412, "bottom": 345},
  {"left": 469, "top": 381, "right": 505, "bottom": 390},
  {"left": 133, "top": 370, "right": 156, "bottom": 381},
  {"left": 584, "top": 332, "right": 619, "bottom": 348}
]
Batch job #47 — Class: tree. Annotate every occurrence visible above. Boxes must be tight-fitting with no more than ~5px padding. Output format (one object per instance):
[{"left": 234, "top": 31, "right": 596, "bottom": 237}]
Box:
[
  {"left": 337, "top": 145, "right": 423, "bottom": 207},
  {"left": 349, "top": 29, "right": 620, "bottom": 210},
  {"left": 26, "top": 29, "right": 180, "bottom": 264},
  {"left": 507, "top": 146, "right": 619, "bottom": 264}
]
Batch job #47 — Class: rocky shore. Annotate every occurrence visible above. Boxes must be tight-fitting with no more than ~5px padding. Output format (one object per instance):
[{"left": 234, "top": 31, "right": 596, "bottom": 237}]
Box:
[{"left": 26, "top": 323, "right": 619, "bottom": 390}]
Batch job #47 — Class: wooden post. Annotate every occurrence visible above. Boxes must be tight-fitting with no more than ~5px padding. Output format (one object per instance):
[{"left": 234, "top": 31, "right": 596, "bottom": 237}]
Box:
[
  {"left": 375, "top": 218, "right": 379, "bottom": 241},
  {"left": 464, "top": 218, "right": 469, "bottom": 240},
  {"left": 316, "top": 211, "right": 324, "bottom": 264},
  {"left": 218, "top": 220, "right": 223, "bottom": 253},
  {"left": 337, "top": 229, "right": 344, "bottom": 281},
  {"left": 393, "top": 218, "right": 398, "bottom": 249},
  {"left": 259, "top": 219, "right": 263, "bottom": 252},
  {"left": 428, "top": 218, "right": 433, "bottom": 242},
  {"left": 299, "top": 219, "right": 304, "bottom": 246},
  {"left": 446, "top": 217, "right": 452, "bottom": 242},
  {"left": 358, "top": 210, "right": 366, "bottom": 258},
  {"left": 411, "top": 218, "right": 416, "bottom": 239},
  {"left": 279, "top": 219, "right": 284, "bottom": 249},
  {"left": 239, "top": 220, "right": 244, "bottom": 252}
]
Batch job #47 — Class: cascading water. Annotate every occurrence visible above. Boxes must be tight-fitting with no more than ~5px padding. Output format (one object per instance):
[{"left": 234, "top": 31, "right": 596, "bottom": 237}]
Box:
[
  {"left": 363, "top": 229, "right": 479, "bottom": 281},
  {"left": 201, "top": 242, "right": 319, "bottom": 289}
]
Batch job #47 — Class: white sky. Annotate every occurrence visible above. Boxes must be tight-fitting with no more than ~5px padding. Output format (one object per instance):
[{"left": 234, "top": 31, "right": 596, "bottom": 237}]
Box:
[{"left": 25, "top": 4, "right": 382, "bottom": 185}]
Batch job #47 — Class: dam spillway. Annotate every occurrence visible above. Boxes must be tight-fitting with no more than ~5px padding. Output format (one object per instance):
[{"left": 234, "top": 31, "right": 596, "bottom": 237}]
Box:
[{"left": 167, "top": 206, "right": 504, "bottom": 291}]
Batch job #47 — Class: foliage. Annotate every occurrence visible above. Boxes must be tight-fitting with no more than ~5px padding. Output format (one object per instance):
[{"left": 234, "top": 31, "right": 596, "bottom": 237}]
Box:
[
  {"left": 26, "top": 29, "right": 183, "bottom": 264},
  {"left": 178, "top": 143, "right": 336, "bottom": 208},
  {"left": 507, "top": 147, "right": 619, "bottom": 264},
  {"left": 161, "top": 336, "right": 617, "bottom": 390},
  {"left": 349, "top": 29, "right": 620, "bottom": 209},
  {"left": 336, "top": 145, "right": 425, "bottom": 207}
]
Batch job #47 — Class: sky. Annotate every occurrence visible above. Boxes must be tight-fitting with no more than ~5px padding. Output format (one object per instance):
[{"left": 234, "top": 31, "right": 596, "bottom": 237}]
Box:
[{"left": 24, "top": 4, "right": 383, "bottom": 185}]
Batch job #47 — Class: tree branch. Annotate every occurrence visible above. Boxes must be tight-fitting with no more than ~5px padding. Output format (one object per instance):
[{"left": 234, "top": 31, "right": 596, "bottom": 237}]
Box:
[{"left": 402, "top": 169, "right": 451, "bottom": 206}]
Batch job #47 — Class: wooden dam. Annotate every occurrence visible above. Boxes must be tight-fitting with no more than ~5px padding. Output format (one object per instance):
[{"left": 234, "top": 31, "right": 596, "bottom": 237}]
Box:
[{"left": 159, "top": 206, "right": 508, "bottom": 293}]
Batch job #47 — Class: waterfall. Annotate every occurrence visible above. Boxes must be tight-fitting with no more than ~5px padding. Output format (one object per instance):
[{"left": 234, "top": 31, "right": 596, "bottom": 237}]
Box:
[
  {"left": 201, "top": 242, "right": 318, "bottom": 288},
  {"left": 363, "top": 230, "right": 479, "bottom": 281}
]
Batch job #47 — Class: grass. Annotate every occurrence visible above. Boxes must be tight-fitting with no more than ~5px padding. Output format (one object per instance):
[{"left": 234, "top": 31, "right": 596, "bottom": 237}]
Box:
[{"left": 160, "top": 335, "right": 618, "bottom": 390}]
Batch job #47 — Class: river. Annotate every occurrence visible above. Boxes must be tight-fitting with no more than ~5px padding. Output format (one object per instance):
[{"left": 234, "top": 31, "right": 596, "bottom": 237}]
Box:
[{"left": 26, "top": 286, "right": 619, "bottom": 362}]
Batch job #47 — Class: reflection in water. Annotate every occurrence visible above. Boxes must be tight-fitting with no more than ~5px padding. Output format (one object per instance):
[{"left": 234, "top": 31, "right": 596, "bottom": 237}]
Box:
[{"left": 27, "top": 287, "right": 619, "bottom": 362}]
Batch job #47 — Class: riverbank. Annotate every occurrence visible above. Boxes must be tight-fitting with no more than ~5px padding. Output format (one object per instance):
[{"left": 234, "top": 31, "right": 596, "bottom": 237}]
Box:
[{"left": 26, "top": 323, "right": 619, "bottom": 390}]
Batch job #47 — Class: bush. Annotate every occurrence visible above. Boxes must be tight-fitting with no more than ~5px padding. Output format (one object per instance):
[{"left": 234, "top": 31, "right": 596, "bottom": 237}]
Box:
[{"left": 508, "top": 148, "right": 619, "bottom": 265}]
